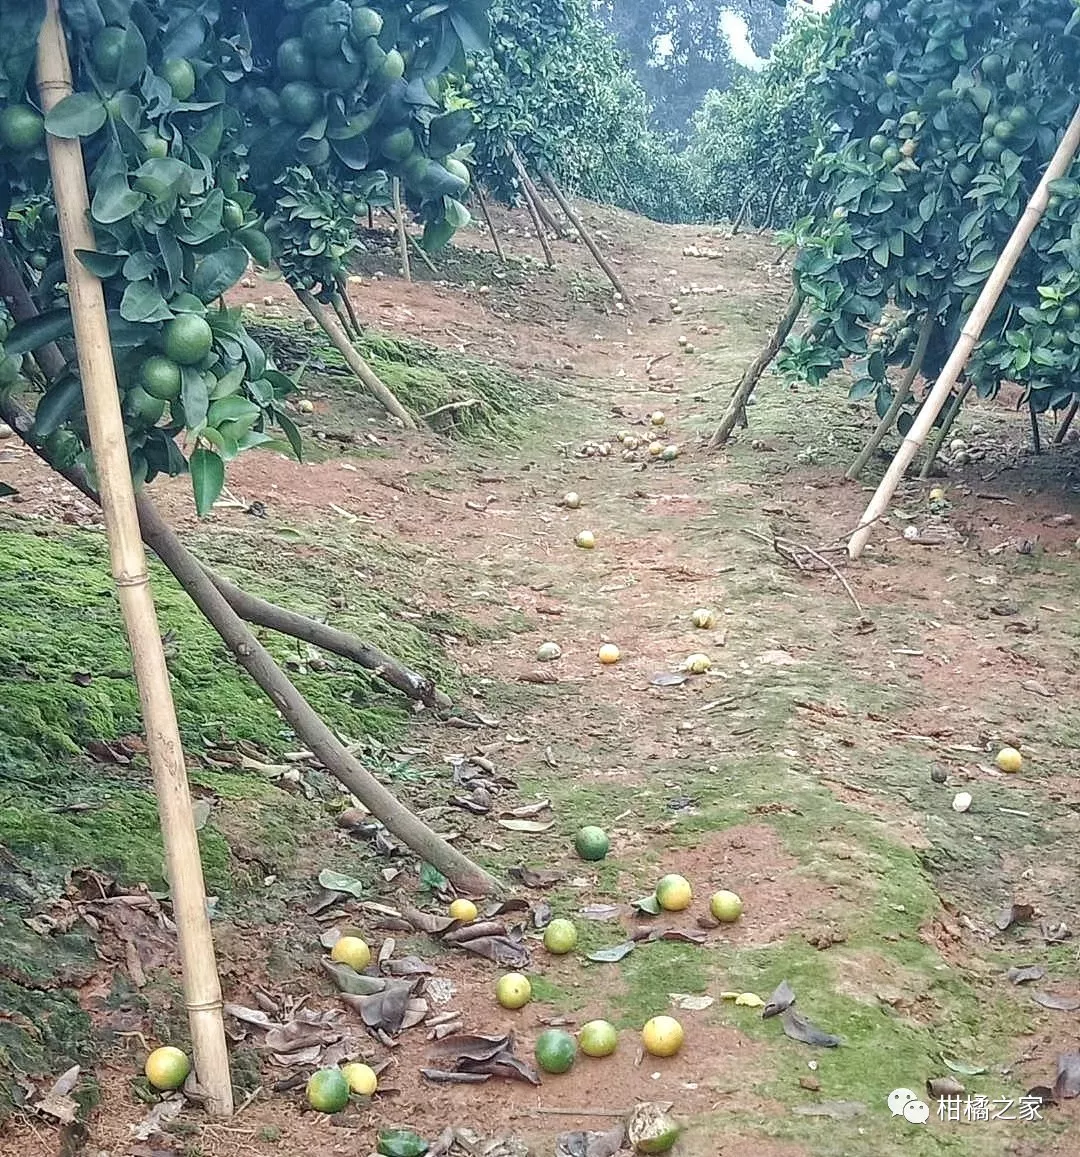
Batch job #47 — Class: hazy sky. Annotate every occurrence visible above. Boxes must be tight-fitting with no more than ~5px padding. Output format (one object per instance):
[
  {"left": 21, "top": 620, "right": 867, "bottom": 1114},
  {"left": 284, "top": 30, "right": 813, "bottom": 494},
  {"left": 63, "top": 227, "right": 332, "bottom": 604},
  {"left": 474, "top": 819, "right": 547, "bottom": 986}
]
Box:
[{"left": 718, "top": 0, "right": 833, "bottom": 70}]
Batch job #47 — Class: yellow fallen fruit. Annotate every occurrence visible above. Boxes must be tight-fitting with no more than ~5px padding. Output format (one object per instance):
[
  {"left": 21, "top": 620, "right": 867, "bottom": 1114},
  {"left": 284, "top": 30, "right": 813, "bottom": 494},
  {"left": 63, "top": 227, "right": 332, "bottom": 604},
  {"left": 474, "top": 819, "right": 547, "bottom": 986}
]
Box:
[
  {"left": 341, "top": 1062, "right": 378, "bottom": 1096},
  {"left": 690, "top": 608, "right": 715, "bottom": 629},
  {"left": 575, "top": 530, "right": 596, "bottom": 549},
  {"left": 495, "top": 972, "right": 532, "bottom": 1009},
  {"left": 650, "top": 411, "right": 666, "bottom": 426},
  {"left": 641, "top": 1015, "right": 684, "bottom": 1057},
  {"left": 929, "top": 487, "right": 946, "bottom": 502},
  {"left": 681, "top": 653, "right": 711, "bottom": 674},
  {"left": 449, "top": 898, "right": 478, "bottom": 922},
  {"left": 598, "top": 643, "right": 621, "bottom": 664},
  {"left": 996, "top": 746, "right": 1022, "bottom": 773},
  {"left": 563, "top": 491, "right": 582, "bottom": 509},
  {"left": 145, "top": 1046, "right": 190, "bottom": 1091},
  {"left": 330, "top": 935, "right": 371, "bottom": 971},
  {"left": 734, "top": 993, "right": 764, "bottom": 1008},
  {"left": 648, "top": 441, "right": 665, "bottom": 457},
  {"left": 655, "top": 874, "right": 692, "bottom": 911},
  {"left": 719, "top": 991, "right": 741, "bottom": 1001}
]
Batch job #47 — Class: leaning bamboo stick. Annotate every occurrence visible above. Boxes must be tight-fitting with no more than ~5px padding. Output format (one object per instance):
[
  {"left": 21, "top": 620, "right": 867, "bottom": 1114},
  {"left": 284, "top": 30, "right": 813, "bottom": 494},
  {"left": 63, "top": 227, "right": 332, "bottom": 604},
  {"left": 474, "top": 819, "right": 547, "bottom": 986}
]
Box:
[
  {"left": 1053, "top": 396, "right": 1079, "bottom": 445},
  {"left": 294, "top": 288, "right": 418, "bottom": 429},
  {"left": 473, "top": 185, "right": 506, "bottom": 264},
  {"left": 848, "top": 104, "right": 1080, "bottom": 560},
  {"left": 512, "top": 166, "right": 554, "bottom": 269},
  {"left": 391, "top": 177, "right": 411, "bottom": 282},
  {"left": 35, "top": 0, "right": 233, "bottom": 1117},
  {"left": 918, "top": 378, "right": 972, "bottom": 478},
  {"left": 538, "top": 169, "right": 634, "bottom": 305},
  {"left": 509, "top": 145, "right": 564, "bottom": 237}
]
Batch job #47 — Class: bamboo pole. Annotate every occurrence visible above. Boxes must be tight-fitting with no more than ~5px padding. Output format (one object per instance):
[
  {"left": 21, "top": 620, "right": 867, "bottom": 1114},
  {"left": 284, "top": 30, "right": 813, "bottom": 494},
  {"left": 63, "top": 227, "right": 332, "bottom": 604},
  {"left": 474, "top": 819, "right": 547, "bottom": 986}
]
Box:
[
  {"left": 1029, "top": 400, "right": 1042, "bottom": 454},
  {"left": 918, "top": 378, "right": 972, "bottom": 478},
  {"left": 379, "top": 208, "right": 439, "bottom": 275},
  {"left": 473, "top": 185, "right": 506, "bottom": 265},
  {"left": 708, "top": 285, "right": 805, "bottom": 449},
  {"left": 514, "top": 169, "right": 555, "bottom": 269},
  {"left": 600, "top": 145, "right": 640, "bottom": 214},
  {"left": 846, "top": 314, "right": 935, "bottom": 481},
  {"left": 848, "top": 105, "right": 1080, "bottom": 560},
  {"left": 538, "top": 169, "right": 635, "bottom": 305},
  {"left": 391, "top": 177, "right": 411, "bottom": 282},
  {"left": 35, "top": 0, "right": 233, "bottom": 1117},
  {"left": 508, "top": 146, "right": 564, "bottom": 237},
  {"left": 294, "top": 288, "right": 418, "bottom": 429}
]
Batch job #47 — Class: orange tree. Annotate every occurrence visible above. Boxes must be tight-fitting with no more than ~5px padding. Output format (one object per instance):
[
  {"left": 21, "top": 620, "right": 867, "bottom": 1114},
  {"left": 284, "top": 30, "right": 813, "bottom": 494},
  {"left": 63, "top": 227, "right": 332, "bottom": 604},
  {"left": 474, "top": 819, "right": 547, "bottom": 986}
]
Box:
[
  {"left": 0, "top": 0, "right": 487, "bottom": 512},
  {"left": 775, "top": 0, "right": 1080, "bottom": 441}
]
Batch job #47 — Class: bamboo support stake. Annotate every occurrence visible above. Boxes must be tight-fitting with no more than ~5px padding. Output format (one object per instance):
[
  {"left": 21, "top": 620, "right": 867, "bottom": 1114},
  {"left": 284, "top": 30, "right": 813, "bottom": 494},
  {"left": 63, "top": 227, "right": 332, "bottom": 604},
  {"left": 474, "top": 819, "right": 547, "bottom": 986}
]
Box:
[
  {"left": 846, "top": 314, "right": 935, "bottom": 481},
  {"left": 294, "top": 288, "right": 418, "bottom": 429},
  {"left": 1029, "top": 401, "right": 1042, "bottom": 454},
  {"left": 538, "top": 169, "right": 635, "bottom": 305},
  {"left": 514, "top": 169, "right": 555, "bottom": 269},
  {"left": 391, "top": 177, "right": 411, "bottom": 282},
  {"left": 35, "top": 0, "right": 233, "bottom": 1117},
  {"left": 379, "top": 208, "right": 439, "bottom": 275},
  {"left": 600, "top": 145, "right": 640, "bottom": 214},
  {"left": 509, "top": 146, "right": 564, "bottom": 237},
  {"left": 708, "top": 285, "right": 805, "bottom": 449},
  {"left": 473, "top": 185, "right": 506, "bottom": 264},
  {"left": 848, "top": 105, "right": 1080, "bottom": 560},
  {"left": 918, "top": 378, "right": 972, "bottom": 478}
]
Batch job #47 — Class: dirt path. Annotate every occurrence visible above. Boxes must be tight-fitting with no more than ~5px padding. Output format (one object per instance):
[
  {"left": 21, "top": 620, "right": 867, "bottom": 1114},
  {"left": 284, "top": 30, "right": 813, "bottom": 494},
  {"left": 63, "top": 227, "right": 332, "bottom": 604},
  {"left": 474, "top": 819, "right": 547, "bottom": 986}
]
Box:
[{"left": 3, "top": 202, "right": 1080, "bottom": 1156}]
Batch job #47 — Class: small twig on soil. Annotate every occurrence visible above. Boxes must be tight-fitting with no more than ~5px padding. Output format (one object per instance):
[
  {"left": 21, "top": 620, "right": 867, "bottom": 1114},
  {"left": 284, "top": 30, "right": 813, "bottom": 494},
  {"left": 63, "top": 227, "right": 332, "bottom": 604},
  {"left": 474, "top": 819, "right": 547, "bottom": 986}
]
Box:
[
  {"left": 422, "top": 398, "right": 482, "bottom": 421},
  {"left": 742, "top": 528, "right": 865, "bottom": 617},
  {"left": 646, "top": 352, "right": 672, "bottom": 374}
]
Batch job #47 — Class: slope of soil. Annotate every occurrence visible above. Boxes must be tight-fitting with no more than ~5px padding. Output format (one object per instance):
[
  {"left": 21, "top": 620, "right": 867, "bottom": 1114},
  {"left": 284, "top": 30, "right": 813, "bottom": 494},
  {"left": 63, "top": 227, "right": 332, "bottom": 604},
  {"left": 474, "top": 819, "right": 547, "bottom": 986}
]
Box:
[{"left": 2, "top": 200, "right": 1079, "bottom": 1157}]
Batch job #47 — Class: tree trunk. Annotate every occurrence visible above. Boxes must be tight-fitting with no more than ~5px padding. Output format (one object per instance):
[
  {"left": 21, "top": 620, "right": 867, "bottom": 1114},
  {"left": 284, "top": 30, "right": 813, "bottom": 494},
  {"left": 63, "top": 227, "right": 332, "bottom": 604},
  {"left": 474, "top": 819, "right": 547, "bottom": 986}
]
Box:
[
  {"left": 708, "top": 285, "right": 805, "bottom": 450},
  {"left": 1029, "top": 401, "right": 1042, "bottom": 454},
  {"left": 294, "top": 288, "right": 418, "bottom": 429},
  {"left": 728, "top": 195, "right": 752, "bottom": 237},
  {"left": 918, "top": 378, "right": 973, "bottom": 479},
  {"left": 759, "top": 181, "right": 784, "bottom": 233},
  {"left": 473, "top": 185, "right": 506, "bottom": 265},
  {"left": 538, "top": 169, "right": 634, "bottom": 305},
  {"left": 846, "top": 314, "right": 935, "bottom": 482},
  {"left": 1053, "top": 396, "right": 1079, "bottom": 445}
]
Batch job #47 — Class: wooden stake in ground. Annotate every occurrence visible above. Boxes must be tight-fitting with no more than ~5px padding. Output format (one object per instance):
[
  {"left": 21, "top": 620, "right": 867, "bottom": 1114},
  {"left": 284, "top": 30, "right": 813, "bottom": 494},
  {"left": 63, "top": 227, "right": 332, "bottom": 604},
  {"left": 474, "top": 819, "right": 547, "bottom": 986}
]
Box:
[
  {"left": 35, "top": 0, "right": 233, "bottom": 1117},
  {"left": 845, "top": 314, "right": 935, "bottom": 482},
  {"left": 380, "top": 208, "right": 439, "bottom": 276},
  {"left": 294, "top": 288, "right": 418, "bottom": 429},
  {"left": 538, "top": 169, "right": 634, "bottom": 306},
  {"left": 391, "top": 177, "right": 411, "bottom": 283},
  {"left": 848, "top": 104, "right": 1080, "bottom": 560},
  {"left": 473, "top": 185, "right": 506, "bottom": 265},
  {"left": 600, "top": 145, "right": 640, "bottom": 214},
  {"left": 708, "top": 284, "right": 805, "bottom": 449},
  {"left": 1053, "top": 396, "right": 1079, "bottom": 445}
]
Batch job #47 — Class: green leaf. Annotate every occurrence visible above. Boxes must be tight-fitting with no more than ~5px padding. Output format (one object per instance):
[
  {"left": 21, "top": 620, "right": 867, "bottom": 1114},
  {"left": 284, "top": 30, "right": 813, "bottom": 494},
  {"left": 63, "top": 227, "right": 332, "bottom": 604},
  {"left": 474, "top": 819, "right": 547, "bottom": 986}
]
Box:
[
  {"left": 207, "top": 395, "right": 259, "bottom": 426},
  {"left": 586, "top": 941, "right": 636, "bottom": 963},
  {"left": 420, "top": 863, "right": 448, "bottom": 893},
  {"left": 190, "top": 447, "right": 225, "bottom": 517},
  {"left": 273, "top": 407, "right": 304, "bottom": 461},
  {"left": 5, "top": 308, "right": 73, "bottom": 355},
  {"left": 120, "top": 280, "right": 173, "bottom": 323},
  {"left": 0, "top": 5, "right": 45, "bottom": 105},
  {"left": 632, "top": 893, "right": 661, "bottom": 916},
  {"left": 848, "top": 378, "right": 876, "bottom": 400},
  {"left": 376, "top": 1129, "right": 429, "bottom": 1157},
  {"left": 871, "top": 241, "right": 891, "bottom": 268},
  {"left": 1001, "top": 150, "right": 1022, "bottom": 179},
  {"left": 112, "top": 22, "right": 148, "bottom": 91},
  {"left": 448, "top": 6, "right": 489, "bottom": 54},
  {"left": 198, "top": 426, "right": 240, "bottom": 461},
  {"left": 181, "top": 366, "right": 210, "bottom": 429},
  {"left": 442, "top": 197, "right": 470, "bottom": 230},
  {"left": 91, "top": 175, "right": 145, "bottom": 224},
  {"left": 76, "top": 249, "right": 127, "bottom": 278},
  {"left": 235, "top": 227, "right": 272, "bottom": 267},
  {"left": 209, "top": 364, "right": 247, "bottom": 400},
  {"left": 318, "top": 868, "right": 364, "bottom": 898},
  {"left": 192, "top": 245, "right": 249, "bottom": 302},
  {"left": 30, "top": 375, "right": 83, "bottom": 439},
  {"left": 918, "top": 193, "right": 937, "bottom": 223},
  {"left": 44, "top": 92, "right": 106, "bottom": 138}
]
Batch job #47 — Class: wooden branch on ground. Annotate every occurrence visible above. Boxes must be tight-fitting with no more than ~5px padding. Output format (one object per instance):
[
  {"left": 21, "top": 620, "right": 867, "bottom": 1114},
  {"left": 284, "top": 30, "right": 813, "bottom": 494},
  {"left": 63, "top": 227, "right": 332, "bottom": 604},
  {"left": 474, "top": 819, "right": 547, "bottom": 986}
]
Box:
[
  {"left": 538, "top": 168, "right": 634, "bottom": 305},
  {"left": 473, "top": 185, "right": 506, "bottom": 264},
  {"left": 708, "top": 285, "right": 805, "bottom": 449},
  {"left": 849, "top": 104, "right": 1080, "bottom": 559},
  {"left": 742, "top": 528, "right": 866, "bottom": 620},
  {"left": 391, "top": 177, "right": 411, "bottom": 282},
  {"left": 294, "top": 287, "right": 419, "bottom": 429},
  {"left": 846, "top": 314, "right": 935, "bottom": 482}
]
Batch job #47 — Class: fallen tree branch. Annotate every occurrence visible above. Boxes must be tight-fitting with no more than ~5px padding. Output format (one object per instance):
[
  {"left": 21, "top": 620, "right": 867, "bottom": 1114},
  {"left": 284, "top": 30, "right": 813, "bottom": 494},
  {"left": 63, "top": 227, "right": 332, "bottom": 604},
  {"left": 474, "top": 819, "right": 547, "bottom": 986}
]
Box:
[{"left": 741, "top": 527, "right": 866, "bottom": 619}]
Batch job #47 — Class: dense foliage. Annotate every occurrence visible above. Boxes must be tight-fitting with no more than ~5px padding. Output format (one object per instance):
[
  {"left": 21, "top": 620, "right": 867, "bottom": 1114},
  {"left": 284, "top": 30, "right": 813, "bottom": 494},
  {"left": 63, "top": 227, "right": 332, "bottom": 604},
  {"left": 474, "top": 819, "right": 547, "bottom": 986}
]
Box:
[
  {"left": 777, "top": 0, "right": 1080, "bottom": 426},
  {"left": 0, "top": 0, "right": 485, "bottom": 512},
  {"left": 684, "top": 13, "right": 827, "bottom": 227}
]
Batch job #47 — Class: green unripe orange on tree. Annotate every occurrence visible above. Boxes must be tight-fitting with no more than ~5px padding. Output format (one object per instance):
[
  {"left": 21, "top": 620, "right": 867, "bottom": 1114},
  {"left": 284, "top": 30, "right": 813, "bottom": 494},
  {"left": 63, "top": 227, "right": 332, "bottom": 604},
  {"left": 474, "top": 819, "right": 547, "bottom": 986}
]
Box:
[
  {"left": 163, "top": 315, "right": 213, "bottom": 367},
  {"left": 0, "top": 105, "right": 45, "bottom": 151},
  {"left": 279, "top": 81, "right": 323, "bottom": 126},
  {"left": 140, "top": 356, "right": 182, "bottom": 401},
  {"left": 160, "top": 59, "right": 196, "bottom": 101}
]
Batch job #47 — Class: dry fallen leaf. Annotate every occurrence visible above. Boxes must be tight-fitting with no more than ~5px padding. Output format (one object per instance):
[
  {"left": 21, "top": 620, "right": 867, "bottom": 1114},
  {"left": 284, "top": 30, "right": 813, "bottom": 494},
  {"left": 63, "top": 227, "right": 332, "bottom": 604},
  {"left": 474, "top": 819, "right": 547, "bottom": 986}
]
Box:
[
  {"left": 669, "top": 993, "right": 714, "bottom": 1011},
  {"left": 762, "top": 980, "right": 796, "bottom": 1019},
  {"left": 497, "top": 818, "right": 555, "bottom": 833},
  {"left": 781, "top": 1008, "right": 841, "bottom": 1047}
]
